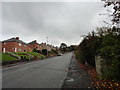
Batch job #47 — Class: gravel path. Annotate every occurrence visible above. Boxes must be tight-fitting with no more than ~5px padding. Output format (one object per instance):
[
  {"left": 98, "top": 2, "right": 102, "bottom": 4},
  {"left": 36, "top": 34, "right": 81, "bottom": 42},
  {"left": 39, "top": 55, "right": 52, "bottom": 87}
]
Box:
[{"left": 61, "top": 55, "right": 91, "bottom": 88}]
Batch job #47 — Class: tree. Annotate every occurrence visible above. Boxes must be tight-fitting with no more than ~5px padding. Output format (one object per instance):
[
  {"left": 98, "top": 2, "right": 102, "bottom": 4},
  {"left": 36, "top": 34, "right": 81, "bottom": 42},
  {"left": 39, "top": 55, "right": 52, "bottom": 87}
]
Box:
[
  {"left": 60, "top": 43, "right": 67, "bottom": 53},
  {"left": 60, "top": 43, "right": 67, "bottom": 49},
  {"left": 102, "top": 1, "right": 120, "bottom": 27}
]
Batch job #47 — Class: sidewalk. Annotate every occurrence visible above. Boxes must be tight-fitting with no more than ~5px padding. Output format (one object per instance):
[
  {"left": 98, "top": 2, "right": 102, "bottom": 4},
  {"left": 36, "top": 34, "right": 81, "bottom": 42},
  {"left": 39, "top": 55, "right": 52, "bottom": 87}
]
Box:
[{"left": 62, "top": 55, "right": 91, "bottom": 88}]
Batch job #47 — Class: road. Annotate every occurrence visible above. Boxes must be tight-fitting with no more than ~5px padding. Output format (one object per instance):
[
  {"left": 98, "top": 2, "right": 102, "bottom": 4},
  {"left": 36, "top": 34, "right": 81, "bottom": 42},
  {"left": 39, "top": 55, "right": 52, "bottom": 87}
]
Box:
[{"left": 2, "top": 53, "right": 73, "bottom": 88}]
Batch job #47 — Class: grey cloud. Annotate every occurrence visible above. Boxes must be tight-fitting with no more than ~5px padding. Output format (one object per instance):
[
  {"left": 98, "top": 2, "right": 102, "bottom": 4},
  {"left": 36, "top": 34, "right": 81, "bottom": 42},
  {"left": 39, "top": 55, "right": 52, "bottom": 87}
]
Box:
[{"left": 2, "top": 2, "right": 103, "bottom": 46}]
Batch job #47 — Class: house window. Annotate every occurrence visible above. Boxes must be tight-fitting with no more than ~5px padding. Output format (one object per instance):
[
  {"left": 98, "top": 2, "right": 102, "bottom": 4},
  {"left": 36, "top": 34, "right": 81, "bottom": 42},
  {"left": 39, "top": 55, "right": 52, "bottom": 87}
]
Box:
[
  {"left": 24, "top": 45, "right": 26, "bottom": 47},
  {"left": 4, "top": 43, "right": 6, "bottom": 44},
  {"left": 19, "top": 43, "right": 22, "bottom": 46}
]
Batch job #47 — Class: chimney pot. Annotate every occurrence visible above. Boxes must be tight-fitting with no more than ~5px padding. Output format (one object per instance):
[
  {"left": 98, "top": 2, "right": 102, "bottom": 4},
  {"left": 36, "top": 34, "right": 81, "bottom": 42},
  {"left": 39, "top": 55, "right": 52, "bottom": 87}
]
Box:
[{"left": 16, "top": 37, "right": 19, "bottom": 40}]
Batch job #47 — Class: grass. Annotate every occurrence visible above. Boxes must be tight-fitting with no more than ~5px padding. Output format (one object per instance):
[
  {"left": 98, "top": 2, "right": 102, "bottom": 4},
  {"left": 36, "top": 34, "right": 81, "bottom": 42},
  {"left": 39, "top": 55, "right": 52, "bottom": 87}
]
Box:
[
  {"left": 27, "top": 52, "right": 45, "bottom": 59},
  {"left": 0, "top": 53, "right": 18, "bottom": 62},
  {"left": 0, "top": 52, "right": 45, "bottom": 62},
  {"left": 13, "top": 52, "right": 45, "bottom": 59},
  {"left": 13, "top": 52, "right": 32, "bottom": 60}
]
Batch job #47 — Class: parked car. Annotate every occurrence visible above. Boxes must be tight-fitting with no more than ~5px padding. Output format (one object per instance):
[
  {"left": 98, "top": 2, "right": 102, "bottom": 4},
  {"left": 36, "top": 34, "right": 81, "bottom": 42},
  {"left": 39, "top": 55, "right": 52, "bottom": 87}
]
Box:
[{"left": 57, "top": 53, "right": 62, "bottom": 56}]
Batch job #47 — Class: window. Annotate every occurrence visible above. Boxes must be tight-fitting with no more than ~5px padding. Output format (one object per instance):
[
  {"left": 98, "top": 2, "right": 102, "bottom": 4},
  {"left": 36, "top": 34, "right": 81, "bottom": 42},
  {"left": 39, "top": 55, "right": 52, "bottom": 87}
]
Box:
[
  {"left": 4, "top": 43, "right": 6, "bottom": 44},
  {"left": 18, "top": 48, "right": 22, "bottom": 52},
  {"left": 19, "top": 43, "right": 22, "bottom": 46},
  {"left": 24, "top": 45, "right": 26, "bottom": 47}
]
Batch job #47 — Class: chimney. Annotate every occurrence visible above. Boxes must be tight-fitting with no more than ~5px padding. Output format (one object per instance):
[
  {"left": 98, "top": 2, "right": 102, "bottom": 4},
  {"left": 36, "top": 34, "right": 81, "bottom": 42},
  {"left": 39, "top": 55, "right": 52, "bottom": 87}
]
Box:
[{"left": 16, "top": 37, "right": 19, "bottom": 40}]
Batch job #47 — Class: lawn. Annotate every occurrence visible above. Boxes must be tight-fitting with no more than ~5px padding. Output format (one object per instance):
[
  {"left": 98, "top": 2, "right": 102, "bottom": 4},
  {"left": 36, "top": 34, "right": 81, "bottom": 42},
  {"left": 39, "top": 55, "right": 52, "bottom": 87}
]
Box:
[
  {"left": 27, "top": 52, "right": 45, "bottom": 59},
  {"left": 0, "top": 52, "right": 45, "bottom": 62},
  {"left": 0, "top": 53, "right": 18, "bottom": 62},
  {"left": 13, "top": 52, "right": 32, "bottom": 60},
  {"left": 13, "top": 52, "right": 45, "bottom": 59}
]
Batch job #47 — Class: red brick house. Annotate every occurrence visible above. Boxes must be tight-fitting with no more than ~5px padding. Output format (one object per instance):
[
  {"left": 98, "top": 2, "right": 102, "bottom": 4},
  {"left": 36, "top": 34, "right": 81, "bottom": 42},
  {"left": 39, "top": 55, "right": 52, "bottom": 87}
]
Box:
[
  {"left": 2, "top": 37, "right": 32, "bottom": 53},
  {"left": 40, "top": 43, "right": 54, "bottom": 52},
  {"left": 28, "top": 40, "right": 42, "bottom": 51},
  {"left": 40, "top": 43, "right": 47, "bottom": 50}
]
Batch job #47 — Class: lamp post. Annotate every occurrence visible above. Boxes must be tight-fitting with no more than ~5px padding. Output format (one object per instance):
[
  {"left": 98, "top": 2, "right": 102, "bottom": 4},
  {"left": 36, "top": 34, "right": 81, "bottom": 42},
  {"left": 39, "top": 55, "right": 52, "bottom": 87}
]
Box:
[{"left": 46, "top": 36, "right": 48, "bottom": 56}]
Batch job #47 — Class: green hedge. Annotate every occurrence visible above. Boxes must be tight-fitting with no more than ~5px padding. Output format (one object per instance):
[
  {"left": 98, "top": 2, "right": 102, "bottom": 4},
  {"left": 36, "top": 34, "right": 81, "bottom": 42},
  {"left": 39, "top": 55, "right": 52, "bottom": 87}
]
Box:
[{"left": 75, "top": 27, "right": 120, "bottom": 80}]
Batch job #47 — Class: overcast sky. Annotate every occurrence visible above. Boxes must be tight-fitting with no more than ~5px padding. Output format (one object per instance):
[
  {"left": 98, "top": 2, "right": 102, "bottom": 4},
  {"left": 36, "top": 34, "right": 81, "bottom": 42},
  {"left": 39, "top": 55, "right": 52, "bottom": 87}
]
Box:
[{"left": 1, "top": 2, "right": 105, "bottom": 46}]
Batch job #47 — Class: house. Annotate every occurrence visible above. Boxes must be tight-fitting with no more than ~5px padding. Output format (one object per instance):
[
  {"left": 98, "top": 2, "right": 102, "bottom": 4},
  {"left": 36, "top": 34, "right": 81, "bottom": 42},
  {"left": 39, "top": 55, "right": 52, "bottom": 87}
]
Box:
[
  {"left": 46, "top": 44, "right": 52, "bottom": 52},
  {"left": 2, "top": 37, "right": 32, "bottom": 53},
  {"left": 40, "top": 43, "right": 52, "bottom": 51},
  {"left": 28, "top": 40, "right": 42, "bottom": 51},
  {"left": 50, "top": 45, "right": 58, "bottom": 51},
  {"left": 40, "top": 43, "right": 59, "bottom": 52},
  {"left": 40, "top": 43, "right": 47, "bottom": 50}
]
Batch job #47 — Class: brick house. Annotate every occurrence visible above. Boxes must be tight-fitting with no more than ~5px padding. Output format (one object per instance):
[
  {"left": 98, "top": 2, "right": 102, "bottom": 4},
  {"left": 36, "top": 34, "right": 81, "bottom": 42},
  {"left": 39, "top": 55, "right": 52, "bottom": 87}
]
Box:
[
  {"left": 2, "top": 37, "right": 32, "bottom": 53},
  {"left": 51, "top": 46, "right": 58, "bottom": 51},
  {"left": 40, "top": 43, "right": 47, "bottom": 50},
  {"left": 40, "top": 43, "right": 54, "bottom": 52},
  {"left": 46, "top": 44, "right": 52, "bottom": 52},
  {"left": 28, "top": 40, "right": 42, "bottom": 51}
]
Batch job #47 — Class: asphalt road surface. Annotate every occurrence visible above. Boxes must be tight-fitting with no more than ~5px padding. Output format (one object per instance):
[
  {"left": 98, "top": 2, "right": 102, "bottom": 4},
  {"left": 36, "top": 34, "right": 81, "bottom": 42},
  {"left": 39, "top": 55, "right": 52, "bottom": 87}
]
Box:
[{"left": 2, "top": 53, "right": 73, "bottom": 88}]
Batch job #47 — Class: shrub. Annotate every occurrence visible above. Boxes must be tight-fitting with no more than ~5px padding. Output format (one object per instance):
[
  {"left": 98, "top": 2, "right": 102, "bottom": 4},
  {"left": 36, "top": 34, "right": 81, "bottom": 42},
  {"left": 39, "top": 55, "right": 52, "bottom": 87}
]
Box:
[
  {"left": 75, "top": 27, "right": 120, "bottom": 80},
  {"left": 103, "top": 59, "right": 120, "bottom": 80},
  {"left": 75, "top": 36, "right": 100, "bottom": 67}
]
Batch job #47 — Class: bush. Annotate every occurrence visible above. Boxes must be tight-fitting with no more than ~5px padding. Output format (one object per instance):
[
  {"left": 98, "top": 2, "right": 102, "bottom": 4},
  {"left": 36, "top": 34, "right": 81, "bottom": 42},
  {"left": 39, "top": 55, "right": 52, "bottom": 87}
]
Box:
[
  {"left": 103, "top": 59, "right": 120, "bottom": 80},
  {"left": 75, "top": 27, "right": 120, "bottom": 80},
  {"left": 75, "top": 36, "right": 99, "bottom": 67}
]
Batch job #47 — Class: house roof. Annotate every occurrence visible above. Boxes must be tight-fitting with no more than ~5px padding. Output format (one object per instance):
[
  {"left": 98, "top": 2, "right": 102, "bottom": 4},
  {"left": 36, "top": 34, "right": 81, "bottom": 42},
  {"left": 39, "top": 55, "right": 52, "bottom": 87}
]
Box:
[
  {"left": 28, "top": 40, "right": 39, "bottom": 44},
  {"left": 2, "top": 37, "right": 26, "bottom": 44}
]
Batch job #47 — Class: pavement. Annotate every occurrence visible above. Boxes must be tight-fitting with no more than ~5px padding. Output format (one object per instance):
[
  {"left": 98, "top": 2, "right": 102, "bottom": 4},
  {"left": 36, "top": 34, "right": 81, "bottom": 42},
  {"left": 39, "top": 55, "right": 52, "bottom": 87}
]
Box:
[
  {"left": 2, "top": 53, "right": 72, "bottom": 88},
  {"left": 62, "top": 55, "right": 91, "bottom": 88}
]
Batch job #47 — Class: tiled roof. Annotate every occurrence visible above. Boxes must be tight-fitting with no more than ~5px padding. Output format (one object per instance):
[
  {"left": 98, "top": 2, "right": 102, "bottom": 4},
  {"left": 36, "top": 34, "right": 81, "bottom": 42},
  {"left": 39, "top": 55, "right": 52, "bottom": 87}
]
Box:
[
  {"left": 28, "top": 40, "right": 39, "bottom": 44},
  {"left": 2, "top": 37, "right": 26, "bottom": 44}
]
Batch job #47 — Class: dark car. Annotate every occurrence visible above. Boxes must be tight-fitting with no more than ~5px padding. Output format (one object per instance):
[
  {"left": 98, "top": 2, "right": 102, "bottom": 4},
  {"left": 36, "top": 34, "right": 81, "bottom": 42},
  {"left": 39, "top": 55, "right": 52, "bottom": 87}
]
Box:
[{"left": 57, "top": 53, "right": 62, "bottom": 56}]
